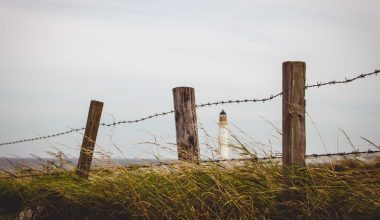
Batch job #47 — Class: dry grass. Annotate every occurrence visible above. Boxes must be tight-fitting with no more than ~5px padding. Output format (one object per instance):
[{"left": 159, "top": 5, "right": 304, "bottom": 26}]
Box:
[{"left": 0, "top": 154, "right": 379, "bottom": 220}]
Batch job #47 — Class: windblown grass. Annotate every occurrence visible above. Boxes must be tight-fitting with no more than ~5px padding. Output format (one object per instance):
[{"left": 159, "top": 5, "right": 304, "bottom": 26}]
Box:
[{"left": 1, "top": 155, "right": 379, "bottom": 219}]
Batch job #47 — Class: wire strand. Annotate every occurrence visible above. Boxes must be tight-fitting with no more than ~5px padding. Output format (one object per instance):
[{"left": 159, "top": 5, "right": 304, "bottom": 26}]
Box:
[{"left": 0, "top": 69, "right": 378, "bottom": 147}]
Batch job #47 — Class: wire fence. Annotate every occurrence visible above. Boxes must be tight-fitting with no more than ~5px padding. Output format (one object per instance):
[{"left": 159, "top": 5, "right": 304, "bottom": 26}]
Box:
[
  {"left": 0, "top": 69, "right": 378, "bottom": 147},
  {"left": 1, "top": 149, "right": 379, "bottom": 180},
  {"left": 209, "top": 149, "right": 380, "bottom": 162}
]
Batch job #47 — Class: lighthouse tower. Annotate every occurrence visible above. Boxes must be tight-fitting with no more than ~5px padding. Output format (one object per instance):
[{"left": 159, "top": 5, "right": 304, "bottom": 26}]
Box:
[{"left": 218, "top": 110, "right": 229, "bottom": 159}]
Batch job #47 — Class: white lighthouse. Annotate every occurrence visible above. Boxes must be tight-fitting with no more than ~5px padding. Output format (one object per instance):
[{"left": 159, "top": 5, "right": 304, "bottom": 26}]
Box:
[{"left": 218, "top": 110, "right": 229, "bottom": 160}]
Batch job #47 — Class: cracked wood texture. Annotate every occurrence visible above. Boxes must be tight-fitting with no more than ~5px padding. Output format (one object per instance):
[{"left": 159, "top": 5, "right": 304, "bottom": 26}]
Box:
[
  {"left": 173, "top": 87, "right": 200, "bottom": 163},
  {"left": 76, "top": 100, "right": 103, "bottom": 178},
  {"left": 282, "top": 61, "right": 306, "bottom": 168}
]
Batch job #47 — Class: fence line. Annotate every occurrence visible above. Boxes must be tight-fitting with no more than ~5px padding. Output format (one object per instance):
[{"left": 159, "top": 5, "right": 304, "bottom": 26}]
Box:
[
  {"left": 0, "top": 69, "right": 378, "bottom": 147},
  {"left": 204, "top": 149, "right": 380, "bottom": 162},
  {"left": 1, "top": 149, "right": 379, "bottom": 180}
]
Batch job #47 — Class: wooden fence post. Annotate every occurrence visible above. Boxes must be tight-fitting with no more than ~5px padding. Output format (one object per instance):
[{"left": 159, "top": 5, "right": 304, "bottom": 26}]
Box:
[
  {"left": 173, "top": 87, "right": 200, "bottom": 163},
  {"left": 282, "top": 61, "right": 306, "bottom": 200},
  {"left": 76, "top": 100, "right": 104, "bottom": 178},
  {"left": 282, "top": 61, "right": 306, "bottom": 168}
]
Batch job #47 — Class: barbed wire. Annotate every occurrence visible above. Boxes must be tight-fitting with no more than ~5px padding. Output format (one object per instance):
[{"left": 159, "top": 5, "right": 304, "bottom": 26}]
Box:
[
  {"left": 99, "top": 110, "right": 175, "bottom": 127},
  {"left": 203, "top": 149, "right": 380, "bottom": 163},
  {"left": 305, "top": 69, "right": 379, "bottom": 89},
  {"left": 1, "top": 150, "right": 379, "bottom": 179},
  {"left": 195, "top": 69, "right": 379, "bottom": 108},
  {"left": 0, "top": 69, "right": 378, "bottom": 147},
  {"left": 0, "top": 128, "right": 85, "bottom": 146},
  {"left": 305, "top": 149, "right": 380, "bottom": 158}
]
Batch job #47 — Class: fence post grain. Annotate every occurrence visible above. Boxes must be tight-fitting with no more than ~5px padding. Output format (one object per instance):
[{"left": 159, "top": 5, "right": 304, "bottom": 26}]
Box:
[
  {"left": 173, "top": 87, "right": 200, "bottom": 163},
  {"left": 76, "top": 100, "right": 104, "bottom": 178}
]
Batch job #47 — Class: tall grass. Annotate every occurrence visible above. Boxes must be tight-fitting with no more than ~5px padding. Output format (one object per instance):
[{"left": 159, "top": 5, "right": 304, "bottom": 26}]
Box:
[
  {"left": 1, "top": 154, "right": 379, "bottom": 219},
  {"left": 1, "top": 126, "right": 379, "bottom": 219}
]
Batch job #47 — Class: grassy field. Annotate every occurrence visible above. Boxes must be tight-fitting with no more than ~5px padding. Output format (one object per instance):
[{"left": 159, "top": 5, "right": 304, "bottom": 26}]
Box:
[{"left": 0, "top": 154, "right": 379, "bottom": 220}]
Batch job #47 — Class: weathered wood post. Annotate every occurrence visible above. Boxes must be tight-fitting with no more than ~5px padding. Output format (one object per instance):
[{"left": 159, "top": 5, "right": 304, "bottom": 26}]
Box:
[
  {"left": 282, "top": 61, "right": 306, "bottom": 200},
  {"left": 282, "top": 61, "right": 306, "bottom": 167},
  {"left": 76, "top": 100, "right": 104, "bottom": 178},
  {"left": 173, "top": 87, "right": 200, "bottom": 163}
]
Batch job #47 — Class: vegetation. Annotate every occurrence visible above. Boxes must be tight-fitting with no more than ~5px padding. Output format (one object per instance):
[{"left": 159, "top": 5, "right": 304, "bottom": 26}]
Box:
[{"left": 0, "top": 155, "right": 379, "bottom": 219}]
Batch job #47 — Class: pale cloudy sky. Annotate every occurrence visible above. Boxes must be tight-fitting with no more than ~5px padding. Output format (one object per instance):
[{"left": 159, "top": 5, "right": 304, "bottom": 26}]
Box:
[{"left": 0, "top": 0, "right": 379, "bottom": 159}]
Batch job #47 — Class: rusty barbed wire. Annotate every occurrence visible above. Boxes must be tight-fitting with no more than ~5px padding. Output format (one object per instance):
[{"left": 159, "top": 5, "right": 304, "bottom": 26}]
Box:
[
  {"left": 202, "top": 149, "right": 380, "bottom": 163},
  {"left": 0, "top": 128, "right": 85, "bottom": 146},
  {"left": 195, "top": 92, "right": 283, "bottom": 108},
  {"left": 2, "top": 150, "right": 379, "bottom": 179},
  {"left": 195, "top": 69, "right": 379, "bottom": 108},
  {"left": 305, "top": 149, "right": 380, "bottom": 158},
  {"left": 0, "top": 69, "right": 378, "bottom": 147},
  {"left": 305, "top": 69, "right": 379, "bottom": 89},
  {"left": 99, "top": 68, "right": 380, "bottom": 125},
  {"left": 99, "top": 110, "right": 175, "bottom": 127}
]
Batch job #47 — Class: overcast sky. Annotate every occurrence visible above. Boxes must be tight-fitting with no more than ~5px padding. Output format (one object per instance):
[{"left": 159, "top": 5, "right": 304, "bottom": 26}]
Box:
[{"left": 0, "top": 0, "right": 379, "bottom": 159}]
